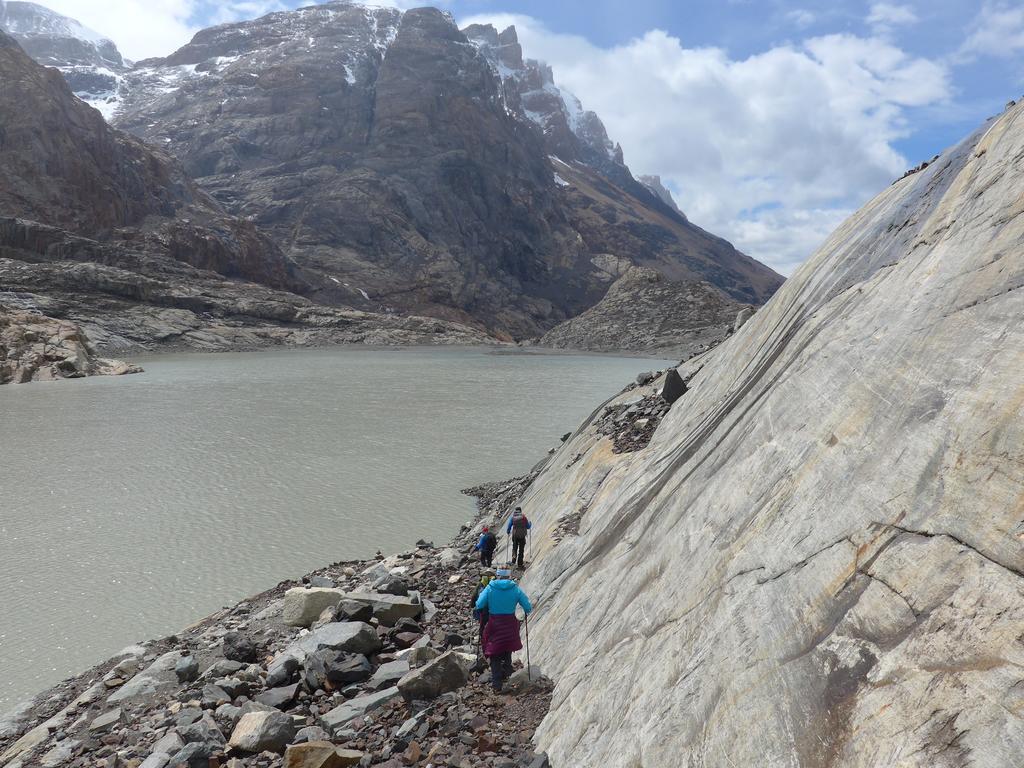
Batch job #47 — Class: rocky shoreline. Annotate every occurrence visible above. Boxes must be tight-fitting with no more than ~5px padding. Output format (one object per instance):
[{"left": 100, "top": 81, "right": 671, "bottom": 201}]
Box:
[{"left": 0, "top": 475, "right": 550, "bottom": 768}]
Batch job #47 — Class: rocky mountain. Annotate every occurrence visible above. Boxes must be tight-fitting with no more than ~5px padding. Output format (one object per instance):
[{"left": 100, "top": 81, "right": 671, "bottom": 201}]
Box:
[
  {"left": 539, "top": 266, "right": 748, "bottom": 357},
  {"left": 0, "top": 0, "right": 127, "bottom": 117},
  {"left": 637, "top": 175, "right": 687, "bottom": 219},
  {"left": 104, "top": 4, "right": 781, "bottom": 339},
  {"left": 0, "top": 29, "right": 491, "bottom": 357},
  {"left": 514, "top": 100, "right": 1024, "bottom": 765},
  {"left": 0, "top": 306, "right": 140, "bottom": 383}
]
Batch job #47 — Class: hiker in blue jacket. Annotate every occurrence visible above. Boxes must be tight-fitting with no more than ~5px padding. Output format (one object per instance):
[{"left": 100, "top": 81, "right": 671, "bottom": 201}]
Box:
[
  {"left": 506, "top": 507, "right": 532, "bottom": 568},
  {"left": 473, "top": 526, "right": 497, "bottom": 567},
  {"left": 475, "top": 568, "right": 532, "bottom": 692}
]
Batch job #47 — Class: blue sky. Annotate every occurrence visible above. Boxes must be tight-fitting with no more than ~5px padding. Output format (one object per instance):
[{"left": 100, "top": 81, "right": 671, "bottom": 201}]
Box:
[{"left": 43, "top": 0, "right": 1024, "bottom": 273}]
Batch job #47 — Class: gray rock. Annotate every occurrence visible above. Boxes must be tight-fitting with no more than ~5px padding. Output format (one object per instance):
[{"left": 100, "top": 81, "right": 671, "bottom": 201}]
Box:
[
  {"left": 336, "top": 600, "right": 374, "bottom": 623},
  {"left": 336, "top": 592, "right": 422, "bottom": 626},
  {"left": 292, "top": 725, "right": 331, "bottom": 744},
  {"left": 309, "top": 576, "right": 335, "bottom": 588},
  {"left": 377, "top": 577, "right": 409, "bottom": 596},
  {"left": 167, "top": 741, "right": 218, "bottom": 768},
  {"left": 407, "top": 646, "right": 441, "bottom": 668},
  {"left": 367, "top": 659, "right": 410, "bottom": 690},
  {"left": 635, "top": 371, "right": 655, "bottom": 386},
  {"left": 213, "top": 676, "right": 251, "bottom": 699},
  {"left": 734, "top": 306, "right": 754, "bottom": 330},
  {"left": 0, "top": 699, "right": 35, "bottom": 739},
  {"left": 319, "top": 687, "right": 401, "bottom": 735},
  {"left": 178, "top": 712, "right": 225, "bottom": 747},
  {"left": 174, "top": 656, "right": 199, "bottom": 683},
  {"left": 140, "top": 731, "right": 184, "bottom": 768},
  {"left": 659, "top": 368, "right": 686, "bottom": 404},
  {"left": 282, "top": 587, "right": 346, "bottom": 627},
  {"left": 213, "top": 703, "right": 242, "bottom": 729},
  {"left": 227, "top": 710, "right": 296, "bottom": 754},
  {"left": 396, "top": 650, "right": 470, "bottom": 701},
  {"left": 201, "top": 659, "right": 244, "bottom": 679},
  {"left": 221, "top": 631, "right": 259, "bottom": 663},
  {"left": 107, "top": 651, "right": 184, "bottom": 704},
  {"left": 201, "top": 684, "right": 231, "bottom": 709},
  {"left": 287, "top": 621, "right": 382, "bottom": 659},
  {"left": 89, "top": 706, "right": 125, "bottom": 733},
  {"left": 254, "top": 682, "right": 299, "bottom": 709},
  {"left": 264, "top": 654, "right": 299, "bottom": 688},
  {"left": 304, "top": 650, "right": 372, "bottom": 691}
]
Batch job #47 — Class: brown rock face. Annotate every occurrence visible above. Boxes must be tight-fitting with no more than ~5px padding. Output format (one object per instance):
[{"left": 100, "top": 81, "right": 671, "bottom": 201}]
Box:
[
  {"left": 0, "top": 306, "right": 141, "bottom": 384},
  {"left": 0, "top": 30, "right": 298, "bottom": 292},
  {"left": 111, "top": 5, "right": 782, "bottom": 339}
]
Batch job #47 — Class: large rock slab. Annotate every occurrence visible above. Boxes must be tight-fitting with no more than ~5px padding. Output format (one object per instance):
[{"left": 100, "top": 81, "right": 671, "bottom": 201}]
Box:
[
  {"left": 336, "top": 592, "right": 422, "bottom": 626},
  {"left": 522, "top": 102, "right": 1024, "bottom": 766},
  {"left": 108, "top": 651, "right": 184, "bottom": 703},
  {"left": 228, "top": 710, "right": 296, "bottom": 754},
  {"left": 318, "top": 687, "right": 400, "bottom": 735},
  {"left": 282, "top": 587, "right": 345, "bottom": 627},
  {"left": 396, "top": 650, "right": 470, "bottom": 701}
]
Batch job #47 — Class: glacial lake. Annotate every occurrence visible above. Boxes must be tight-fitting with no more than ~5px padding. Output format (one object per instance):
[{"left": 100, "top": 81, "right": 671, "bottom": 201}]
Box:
[{"left": 0, "top": 346, "right": 665, "bottom": 709}]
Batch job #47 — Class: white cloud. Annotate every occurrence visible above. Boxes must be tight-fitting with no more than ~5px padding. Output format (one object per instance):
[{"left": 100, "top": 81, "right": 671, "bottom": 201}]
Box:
[
  {"left": 461, "top": 13, "right": 950, "bottom": 275},
  {"left": 31, "top": 0, "right": 288, "bottom": 61},
  {"left": 786, "top": 10, "right": 816, "bottom": 30},
  {"left": 958, "top": 2, "right": 1024, "bottom": 61},
  {"left": 867, "top": 2, "right": 918, "bottom": 33}
]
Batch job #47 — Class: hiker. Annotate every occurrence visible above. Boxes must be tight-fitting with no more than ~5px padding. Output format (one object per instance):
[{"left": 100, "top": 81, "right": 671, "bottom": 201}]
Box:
[
  {"left": 475, "top": 567, "right": 532, "bottom": 693},
  {"left": 471, "top": 568, "right": 496, "bottom": 640},
  {"left": 473, "top": 526, "right": 498, "bottom": 567},
  {"left": 506, "top": 507, "right": 532, "bottom": 569}
]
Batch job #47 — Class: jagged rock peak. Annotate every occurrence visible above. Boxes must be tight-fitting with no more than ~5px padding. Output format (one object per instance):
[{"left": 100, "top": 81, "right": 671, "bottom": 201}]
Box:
[
  {"left": 0, "top": 0, "right": 127, "bottom": 118},
  {"left": 462, "top": 22, "right": 621, "bottom": 173},
  {"left": 638, "top": 175, "right": 687, "bottom": 220}
]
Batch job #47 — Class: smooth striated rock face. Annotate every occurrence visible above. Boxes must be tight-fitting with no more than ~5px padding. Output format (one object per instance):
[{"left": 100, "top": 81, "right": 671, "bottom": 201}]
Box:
[{"left": 518, "top": 103, "right": 1024, "bottom": 766}]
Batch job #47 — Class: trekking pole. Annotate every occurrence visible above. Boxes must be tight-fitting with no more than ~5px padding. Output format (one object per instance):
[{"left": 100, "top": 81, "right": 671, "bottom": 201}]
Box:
[{"left": 524, "top": 613, "right": 531, "bottom": 682}]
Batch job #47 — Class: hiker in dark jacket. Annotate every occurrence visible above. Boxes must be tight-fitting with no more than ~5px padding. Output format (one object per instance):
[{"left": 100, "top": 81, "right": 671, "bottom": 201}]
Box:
[
  {"left": 475, "top": 567, "right": 532, "bottom": 693},
  {"left": 473, "top": 526, "right": 498, "bottom": 567},
  {"left": 506, "top": 507, "right": 532, "bottom": 569},
  {"left": 470, "top": 568, "right": 496, "bottom": 641}
]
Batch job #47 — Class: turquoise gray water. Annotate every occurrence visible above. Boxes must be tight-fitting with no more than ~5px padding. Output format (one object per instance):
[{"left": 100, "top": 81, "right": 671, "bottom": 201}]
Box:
[{"left": 0, "top": 347, "right": 664, "bottom": 709}]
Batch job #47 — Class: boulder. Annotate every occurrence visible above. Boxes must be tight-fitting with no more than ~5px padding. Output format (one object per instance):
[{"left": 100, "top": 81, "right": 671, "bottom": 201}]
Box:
[
  {"left": 174, "top": 655, "right": 199, "bottom": 683},
  {"left": 88, "top": 707, "right": 125, "bottom": 733},
  {"left": 178, "top": 712, "right": 226, "bottom": 747},
  {"left": 201, "top": 684, "right": 231, "bottom": 709},
  {"left": 407, "top": 646, "right": 441, "bottom": 668},
  {"left": 309, "top": 576, "right": 335, "bottom": 588},
  {"left": 292, "top": 725, "right": 331, "bottom": 744},
  {"left": 254, "top": 682, "right": 300, "bottom": 709},
  {"left": 289, "top": 621, "right": 382, "bottom": 658},
  {"left": 378, "top": 577, "right": 409, "bottom": 596},
  {"left": 336, "top": 600, "right": 374, "bottom": 623},
  {"left": 659, "top": 368, "right": 686, "bottom": 404},
  {"left": 167, "top": 741, "right": 219, "bottom": 768},
  {"left": 303, "top": 650, "right": 371, "bottom": 692},
  {"left": 367, "top": 659, "right": 410, "bottom": 690},
  {"left": 222, "top": 631, "right": 260, "bottom": 663},
  {"left": 396, "top": 650, "right": 470, "bottom": 701},
  {"left": 282, "top": 587, "right": 346, "bottom": 627},
  {"left": 228, "top": 710, "right": 296, "bottom": 754},
  {"left": 319, "top": 687, "right": 401, "bottom": 735},
  {"left": 265, "top": 654, "right": 300, "bottom": 687},
  {"left": 108, "top": 651, "right": 184, "bottom": 703},
  {"left": 336, "top": 592, "right": 422, "bottom": 626},
  {"left": 284, "top": 741, "right": 363, "bottom": 768},
  {"left": 140, "top": 732, "right": 185, "bottom": 768}
]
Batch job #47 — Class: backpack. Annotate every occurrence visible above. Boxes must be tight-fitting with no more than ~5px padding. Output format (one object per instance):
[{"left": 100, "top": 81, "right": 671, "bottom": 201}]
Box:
[
  {"left": 481, "top": 531, "right": 496, "bottom": 551},
  {"left": 511, "top": 513, "right": 529, "bottom": 541}
]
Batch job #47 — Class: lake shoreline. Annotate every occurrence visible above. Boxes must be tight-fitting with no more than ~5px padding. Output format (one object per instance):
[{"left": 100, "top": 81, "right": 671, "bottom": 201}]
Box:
[{"left": 0, "top": 473, "right": 555, "bottom": 767}]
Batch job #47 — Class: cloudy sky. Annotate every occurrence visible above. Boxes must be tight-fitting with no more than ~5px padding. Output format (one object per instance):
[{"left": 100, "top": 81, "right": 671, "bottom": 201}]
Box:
[{"left": 34, "top": 0, "right": 1024, "bottom": 275}]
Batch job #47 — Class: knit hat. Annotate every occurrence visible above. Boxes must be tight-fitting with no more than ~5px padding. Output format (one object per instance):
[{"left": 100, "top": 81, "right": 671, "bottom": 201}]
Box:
[
  {"left": 482, "top": 526, "right": 489, "bottom": 532},
  {"left": 496, "top": 568, "right": 512, "bottom": 578}
]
